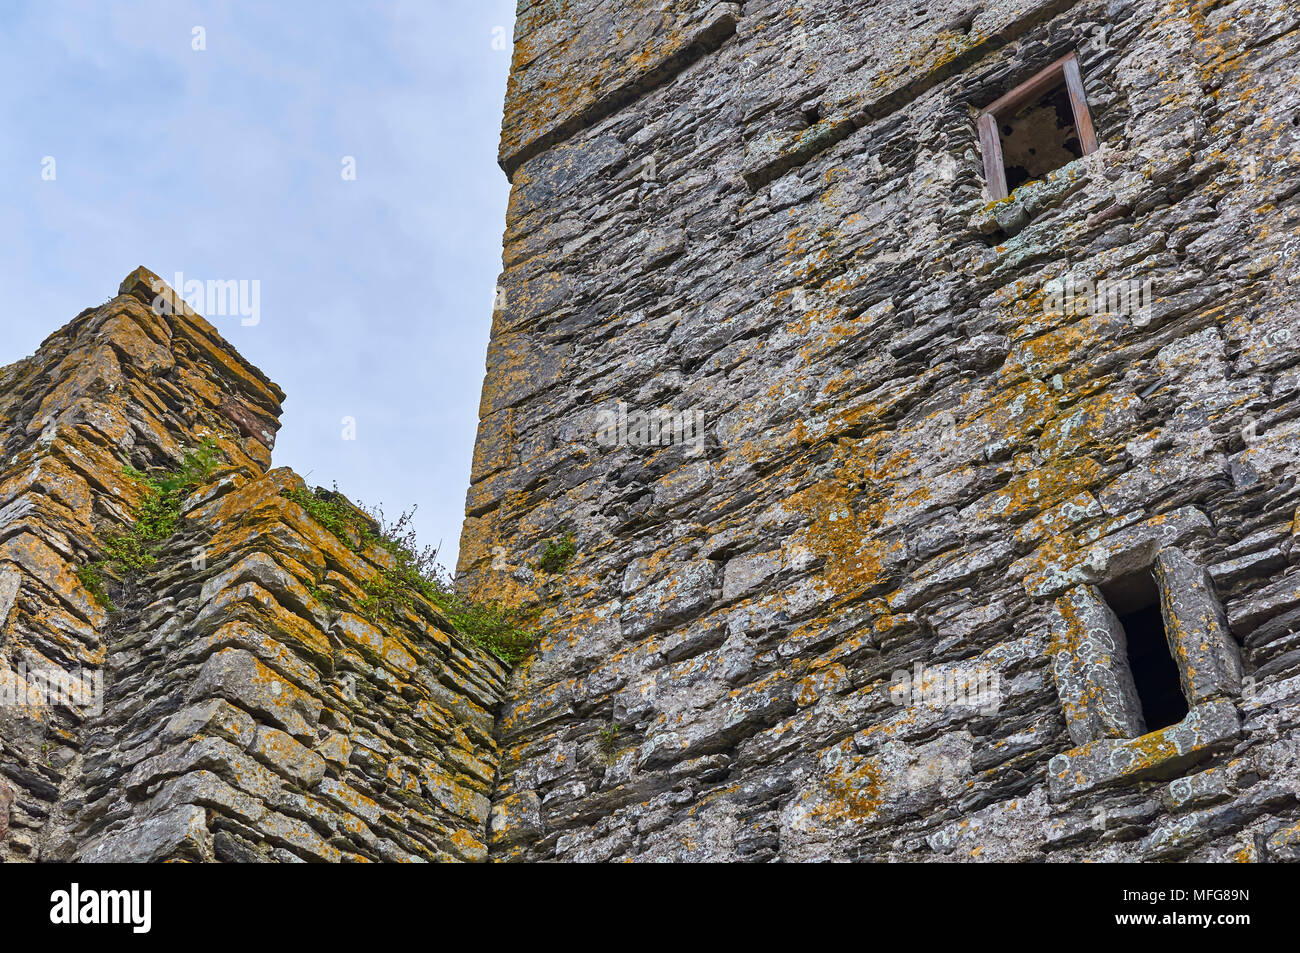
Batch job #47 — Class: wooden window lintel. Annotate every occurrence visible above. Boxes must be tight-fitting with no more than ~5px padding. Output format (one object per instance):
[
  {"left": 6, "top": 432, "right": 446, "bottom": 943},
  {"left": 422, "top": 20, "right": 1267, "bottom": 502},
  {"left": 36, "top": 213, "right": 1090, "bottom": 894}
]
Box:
[{"left": 978, "top": 51, "right": 1099, "bottom": 201}]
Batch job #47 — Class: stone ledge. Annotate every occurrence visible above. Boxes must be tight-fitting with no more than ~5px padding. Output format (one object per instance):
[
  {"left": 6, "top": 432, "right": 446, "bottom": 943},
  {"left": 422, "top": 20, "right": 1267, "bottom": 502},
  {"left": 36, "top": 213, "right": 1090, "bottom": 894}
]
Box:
[
  {"left": 966, "top": 154, "right": 1096, "bottom": 236},
  {"left": 1021, "top": 506, "right": 1213, "bottom": 600},
  {"left": 500, "top": 2, "right": 741, "bottom": 177},
  {"left": 1046, "top": 701, "right": 1240, "bottom": 802}
]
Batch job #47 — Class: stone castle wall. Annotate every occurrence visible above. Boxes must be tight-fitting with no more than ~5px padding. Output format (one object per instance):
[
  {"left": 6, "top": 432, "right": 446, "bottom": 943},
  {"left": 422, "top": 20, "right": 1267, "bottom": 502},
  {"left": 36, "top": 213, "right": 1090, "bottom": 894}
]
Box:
[
  {"left": 4, "top": 0, "right": 1300, "bottom": 866},
  {"left": 461, "top": 0, "right": 1300, "bottom": 860},
  {"left": 0, "top": 269, "right": 506, "bottom": 862}
]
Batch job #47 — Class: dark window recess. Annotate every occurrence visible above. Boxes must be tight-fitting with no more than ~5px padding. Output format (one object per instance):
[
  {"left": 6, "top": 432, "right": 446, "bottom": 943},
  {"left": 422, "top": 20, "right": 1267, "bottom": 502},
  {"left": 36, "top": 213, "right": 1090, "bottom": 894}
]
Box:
[
  {"left": 1103, "top": 571, "right": 1190, "bottom": 732},
  {"left": 999, "top": 85, "right": 1083, "bottom": 192},
  {"left": 976, "top": 51, "right": 1099, "bottom": 201}
]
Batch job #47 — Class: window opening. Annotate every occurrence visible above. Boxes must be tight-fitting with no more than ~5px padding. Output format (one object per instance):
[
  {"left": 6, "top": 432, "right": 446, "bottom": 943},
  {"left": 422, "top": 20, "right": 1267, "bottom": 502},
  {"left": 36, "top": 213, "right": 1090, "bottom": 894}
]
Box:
[
  {"left": 1102, "top": 570, "right": 1189, "bottom": 732},
  {"left": 977, "top": 51, "right": 1099, "bottom": 200}
]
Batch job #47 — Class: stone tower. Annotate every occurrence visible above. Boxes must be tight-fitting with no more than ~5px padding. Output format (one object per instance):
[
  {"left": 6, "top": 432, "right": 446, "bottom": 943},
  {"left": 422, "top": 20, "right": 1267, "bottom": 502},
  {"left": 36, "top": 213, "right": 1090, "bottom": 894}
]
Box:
[{"left": 461, "top": 0, "right": 1300, "bottom": 860}]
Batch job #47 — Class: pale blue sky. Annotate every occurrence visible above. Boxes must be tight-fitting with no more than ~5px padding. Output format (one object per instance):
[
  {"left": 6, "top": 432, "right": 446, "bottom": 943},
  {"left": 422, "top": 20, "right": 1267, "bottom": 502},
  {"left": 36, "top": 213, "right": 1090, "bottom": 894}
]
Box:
[{"left": 0, "top": 0, "right": 518, "bottom": 567}]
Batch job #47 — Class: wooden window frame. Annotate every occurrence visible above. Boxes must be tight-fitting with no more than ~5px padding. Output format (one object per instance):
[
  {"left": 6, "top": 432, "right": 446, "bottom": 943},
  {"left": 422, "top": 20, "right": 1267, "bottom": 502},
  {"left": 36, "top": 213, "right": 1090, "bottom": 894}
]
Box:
[{"left": 977, "top": 51, "right": 1099, "bottom": 201}]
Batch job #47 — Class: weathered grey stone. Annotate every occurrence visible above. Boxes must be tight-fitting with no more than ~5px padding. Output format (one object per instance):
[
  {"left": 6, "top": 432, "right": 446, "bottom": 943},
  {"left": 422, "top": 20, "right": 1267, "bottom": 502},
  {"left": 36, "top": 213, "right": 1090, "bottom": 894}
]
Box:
[
  {"left": 0, "top": 777, "right": 12, "bottom": 842},
  {"left": 422, "top": 762, "right": 491, "bottom": 827},
  {"left": 189, "top": 648, "right": 320, "bottom": 741},
  {"left": 164, "top": 698, "right": 257, "bottom": 748},
  {"left": 0, "top": 566, "right": 20, "bottom": 632},
  {"left": 1155, "top": 547, "right": 1244, "bottom": 703},
  {"left": 149, "top": 770, "right": 268, "bottom": 826},
  {"left": 1023, "top": 508, "right": 1214, "bottom": 599},
  {"left": 620, "top": 559, "right": 717, "bottom": 641},
  {"left": 315, "top": 732, "right": 353, "bottom": 769},
  {"left": 488, "top": 791, "right": 543, "bottom": 848},
  {"left": 1228, "top": 569, "right": 1300, "bottom": 636},
  {"left": 1266, "top": 819, "right": 1300, "bottom": 861},
  {"left": 1046, "top": 702, "right": 1241, "bottom": 801},
  {"left": 249, "top": 726, "right": 327, "bottom": 788},
  {"left": 1048, "top": 586, "right": 1146, "bottom": 745},
  {"left": 126, "top": 736, "right": 285, "bottom": 802},
  {"left": 76, "top": 805, "right": 212, "bottom": 863},
  {"left": 199, "top": 552, "right": 328, "bottom": 631},
  {"left": 1165, "top": 762, "right": 1235, "bottom": 813},
  {"left": 255, "top": 809, "right": 341, "bottom": 863},
  {"left": 721, "top": 551, "right": 782, "bottom": 601}
]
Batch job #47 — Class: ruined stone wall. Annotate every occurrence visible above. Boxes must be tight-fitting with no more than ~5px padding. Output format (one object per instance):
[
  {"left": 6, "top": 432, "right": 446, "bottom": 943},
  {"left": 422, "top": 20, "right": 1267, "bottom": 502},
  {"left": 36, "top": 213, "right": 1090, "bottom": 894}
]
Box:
[
  {"left": 0, "top": 269, "right": 506, "bottom": 862},
  {"left": 463, "top": 0, "right": 1300, "bottom": 860}
]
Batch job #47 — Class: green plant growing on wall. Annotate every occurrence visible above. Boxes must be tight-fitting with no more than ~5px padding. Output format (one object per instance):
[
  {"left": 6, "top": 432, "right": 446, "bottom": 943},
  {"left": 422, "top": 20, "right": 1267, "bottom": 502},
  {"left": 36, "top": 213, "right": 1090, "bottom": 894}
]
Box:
[
  {"left": 284, "top": 485, "right": 542, "bottom": 666},
  {"left": 596, "top": 723, "right": 637, "bottom": 766},
  {"left": 79, "top": 438, "right": 223, "bottom": 611},
  {"left": 281, "top": 485, "right": 373, "bottom": 549},
  {"left": 76, "top": 564, "right": 115, "bottom": 613},
  {"left": 532, "top": 531, "right": 576, "bottom": 575},
  {"left": 305, "top": 582, "right": 333, "bottom": 610},
  {"left": 426, "top": 584, "right": 541, "bottom": 667},
  {"left": 597, "top": 724, "right": 622, "bottom": 764}
]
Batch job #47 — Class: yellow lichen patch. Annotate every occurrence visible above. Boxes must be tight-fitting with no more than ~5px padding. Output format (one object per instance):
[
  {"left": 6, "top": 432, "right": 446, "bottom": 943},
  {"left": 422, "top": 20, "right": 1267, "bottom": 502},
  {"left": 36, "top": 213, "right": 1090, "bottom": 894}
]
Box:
[
  {"left": 449, "top": 827, "right": 488, "bottom": 861},
  {"left": 0, "top": 531, "right": 107, "bottom": 629},
  {"left": 1004, "top": 312, "right": 1107, "bottom": 382},
  {"left": 1038, "top": 391, "right": 1137, "bottom": 459},
  {"left": 813, "top": 750, "right": 884, "bottom": 823},
  {"left": 968, "top": 458, "right": 1105, "bottom": 527}
]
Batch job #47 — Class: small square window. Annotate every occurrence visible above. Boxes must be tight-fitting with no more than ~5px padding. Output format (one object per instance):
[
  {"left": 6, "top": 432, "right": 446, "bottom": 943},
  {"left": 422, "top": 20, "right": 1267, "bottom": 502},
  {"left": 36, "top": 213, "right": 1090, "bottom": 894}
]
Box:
[
  {"left": 1048, "top": 547, "right": 1243, "bottom": 749},
  {"left": 977, "top": 51, "right": 1099, "bottom": 200},
  {"left": 1044, "top": 546, "right": 1246, "bottom": 799}
]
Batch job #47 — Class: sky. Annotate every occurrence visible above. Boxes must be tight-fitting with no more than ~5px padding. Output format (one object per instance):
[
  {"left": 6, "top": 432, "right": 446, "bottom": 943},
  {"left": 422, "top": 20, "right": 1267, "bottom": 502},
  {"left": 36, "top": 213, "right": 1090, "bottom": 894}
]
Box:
[{"left": 0, "top": 0, "right": 518, "bottom": 569}]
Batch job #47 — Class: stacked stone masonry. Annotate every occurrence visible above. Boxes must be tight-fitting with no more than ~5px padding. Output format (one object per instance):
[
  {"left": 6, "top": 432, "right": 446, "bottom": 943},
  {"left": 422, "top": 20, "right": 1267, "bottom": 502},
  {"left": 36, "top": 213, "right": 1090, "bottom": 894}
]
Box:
[
  {"left": 5, "top": 0, "right": 1300, "bottom": 866},
  {"left": 0, "top": 269, "right": 507, "bottom": 862},
  {"left": 459, "top": 0, "right": 1300, "bottom": 860}
]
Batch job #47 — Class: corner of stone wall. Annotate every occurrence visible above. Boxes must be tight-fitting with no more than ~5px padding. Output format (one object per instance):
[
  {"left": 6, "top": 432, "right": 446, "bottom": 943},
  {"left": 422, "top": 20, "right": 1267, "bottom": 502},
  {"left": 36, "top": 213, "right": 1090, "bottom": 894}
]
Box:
[{"left": 0, "top": 269, "right": 510, "bottom": 862}]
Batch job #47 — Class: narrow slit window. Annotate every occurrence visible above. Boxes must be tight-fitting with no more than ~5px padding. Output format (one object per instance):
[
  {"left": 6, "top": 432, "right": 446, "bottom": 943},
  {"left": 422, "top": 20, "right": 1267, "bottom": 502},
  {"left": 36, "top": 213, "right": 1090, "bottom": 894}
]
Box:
[
  {"left": 1102, "top": 570, "right": 1189, "bottom": 733},
  {"left": 977, "top": 51, "right": 1099, "bottom": 201}
]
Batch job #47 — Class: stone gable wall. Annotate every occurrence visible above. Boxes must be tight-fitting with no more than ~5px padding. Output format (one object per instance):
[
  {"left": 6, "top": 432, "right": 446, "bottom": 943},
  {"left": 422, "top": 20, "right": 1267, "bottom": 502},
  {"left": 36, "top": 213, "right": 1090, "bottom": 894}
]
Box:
[{"left": 0, "top": 269, "right": 507, "bottom": 862}]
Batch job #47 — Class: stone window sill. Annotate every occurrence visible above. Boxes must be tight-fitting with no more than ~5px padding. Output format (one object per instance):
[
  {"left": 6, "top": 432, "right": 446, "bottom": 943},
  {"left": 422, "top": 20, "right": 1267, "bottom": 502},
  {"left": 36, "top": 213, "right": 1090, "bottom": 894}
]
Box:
[
  {"left": 1046, "top": 700, "right": 1240, "bottom": 801},
  {"left": 967, "top": 155, "right": 1093, "bottom": 237}
]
